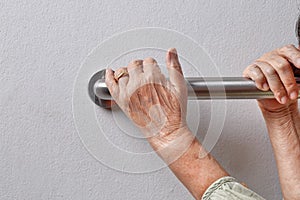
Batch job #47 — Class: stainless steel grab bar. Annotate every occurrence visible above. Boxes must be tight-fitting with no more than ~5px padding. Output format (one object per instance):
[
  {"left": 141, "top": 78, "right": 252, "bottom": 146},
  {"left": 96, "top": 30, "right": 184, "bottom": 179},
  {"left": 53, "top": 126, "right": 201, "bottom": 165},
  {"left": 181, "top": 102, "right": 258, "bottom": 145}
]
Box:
[{"left": 88, "top": 69, "right": 300, "bottom": 108}]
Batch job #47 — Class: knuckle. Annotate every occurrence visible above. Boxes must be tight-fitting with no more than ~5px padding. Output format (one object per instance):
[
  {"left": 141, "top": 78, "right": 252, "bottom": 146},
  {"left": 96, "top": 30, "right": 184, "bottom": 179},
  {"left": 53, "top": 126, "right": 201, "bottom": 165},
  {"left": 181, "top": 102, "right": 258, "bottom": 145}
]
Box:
[
  {"left": 255, "top": 59, "right": 264, "bottom": 64},
  {"left": 260, "top": 52, "right": 273, "bottom": 59},
  {"left": 114, "top": 67, "right": 126, "bottom": 76},
  {"left": 115, "top": 68, "right": 123, "bottom": 73},
  {"left": 246, "top": 64, "right": 255, "bottom": 70},
  {"left": 276, "top": 59, "right": 289, "bottom": 70},
  {"left": 286, "top": 44, "right": 295, "bottom": 49},
  {"left": 169, "top": 62, "right": 182, "bottom": 71},
  {"left": 255, "top": 73, "right": 265, "bottom": 81},
  {"left": 144, "top": 57, "right": 156, "bottom": 63},
  {"left": 291, "top": 52, "right": 300, "bottom": 58},
  {"left": 265, "top": 67, "right": 276, "bottom": 76},
  {"left": 171, "top": 64, "right": 181, "bottom": 71},
  {"left": 268, "top": 51, "right": 278, "bottom": 57},
  {"left": 284, "top": 81, "right": 296, "bottom": 89},
  {"left": 130, "top": 59, "right": 142, "bottom": 66},
  {"left": 249, "top": 67, "right": 262, "bottom": 79},
  {"left": 280, "top": 44, "right": 295, "bottom": 52},
  {"left": 274, "top": 47, "right": 281, "bottom": 53}
]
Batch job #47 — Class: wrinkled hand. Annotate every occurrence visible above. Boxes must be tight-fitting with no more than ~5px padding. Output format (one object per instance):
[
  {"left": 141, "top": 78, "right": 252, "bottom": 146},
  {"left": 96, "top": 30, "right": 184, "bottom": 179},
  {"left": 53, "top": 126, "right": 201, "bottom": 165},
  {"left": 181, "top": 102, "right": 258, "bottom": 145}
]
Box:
[
  {"left": 243, "top": 44, "right": 300, "bottom": 116},
  {"left": 244, "top": 45, "right": 300, "bottom": 200},
  {"left": 105, "top": 48, "right": 191, "bottom": 151}
]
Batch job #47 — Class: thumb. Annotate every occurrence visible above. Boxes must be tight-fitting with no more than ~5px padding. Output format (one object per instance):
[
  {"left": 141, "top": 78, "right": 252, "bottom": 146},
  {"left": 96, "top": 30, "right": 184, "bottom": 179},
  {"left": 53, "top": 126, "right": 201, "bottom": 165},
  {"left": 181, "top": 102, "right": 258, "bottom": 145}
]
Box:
[{"left": 166, "top": 48, "right": 185, "bottom": 92}]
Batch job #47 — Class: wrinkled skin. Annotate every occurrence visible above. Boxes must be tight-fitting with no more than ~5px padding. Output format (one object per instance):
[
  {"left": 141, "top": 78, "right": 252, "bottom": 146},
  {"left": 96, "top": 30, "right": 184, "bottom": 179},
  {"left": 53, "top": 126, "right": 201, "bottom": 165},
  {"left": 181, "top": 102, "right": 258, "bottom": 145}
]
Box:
[
  {"left": 243, "top": 45, "right": 299, "bottom": 106},
  {"left": 243, "top": 44, "right": 300, "bottom": 199},
  {"left": 243, "top": 44, "right": 300, "bottom": 138},
  {"left": 105, "top": 48, "right": 229, "bottom": 200},
  {"left": 105, "top": 45, "right": 300, "bottom": 199},
  {"left": 105, "top": 48, "right": 190, "bottom": 151}
]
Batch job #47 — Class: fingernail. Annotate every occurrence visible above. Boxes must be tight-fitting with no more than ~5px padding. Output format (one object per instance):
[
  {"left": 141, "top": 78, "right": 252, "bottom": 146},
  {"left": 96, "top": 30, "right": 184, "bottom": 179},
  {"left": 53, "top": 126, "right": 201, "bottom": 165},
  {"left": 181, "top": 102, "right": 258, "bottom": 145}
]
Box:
[
  {"left": 290, "top": 91, "right": 298, "bottom": 100},
  {"left": 169, "top": 48, "right": 177, "bottom": 53},
  {"left": 280, "top": 96, "right": 287, "bottom": 104},
  {"left": 169, "top": 48, "right": 177, "bottom": 59},
  {"left": 263, "top": 83, "right": 269, "bottom": 90}
]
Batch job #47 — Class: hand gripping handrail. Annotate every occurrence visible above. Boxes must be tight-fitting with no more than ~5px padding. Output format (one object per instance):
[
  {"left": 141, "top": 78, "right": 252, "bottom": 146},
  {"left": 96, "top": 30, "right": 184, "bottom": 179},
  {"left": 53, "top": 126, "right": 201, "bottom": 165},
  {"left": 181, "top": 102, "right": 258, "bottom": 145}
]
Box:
[{"left": 88, "top": 69, "right": 300, "bottom": 108}]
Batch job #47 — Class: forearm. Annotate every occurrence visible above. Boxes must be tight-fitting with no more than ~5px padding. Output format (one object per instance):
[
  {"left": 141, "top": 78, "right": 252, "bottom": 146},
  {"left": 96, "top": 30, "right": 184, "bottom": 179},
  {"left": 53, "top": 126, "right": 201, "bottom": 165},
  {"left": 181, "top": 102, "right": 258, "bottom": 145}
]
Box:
[
  {"left": 262, "top": 109, "right": 300, "bottom": 199},
  {"left": 170, "top": 139, "right": 228, "bottom": 199},
  {"left": 150, "top": 128, "right": 228, "bottom": 200}
]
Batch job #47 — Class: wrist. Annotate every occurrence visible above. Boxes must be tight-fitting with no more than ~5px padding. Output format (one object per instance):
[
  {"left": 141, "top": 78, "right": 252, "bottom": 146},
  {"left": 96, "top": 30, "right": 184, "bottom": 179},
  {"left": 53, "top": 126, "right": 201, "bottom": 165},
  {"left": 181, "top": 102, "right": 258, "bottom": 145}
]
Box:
[
  {"left": 148, "top": 126, "right": 196, "bottom": 163},
  {"left": 168, "top": 135, "right": 228, "bottom": 199},
  {"left": 261, "top": 109, "right": 300, "bottom": 144},
  {"left": 260, "top": 104, "right": 298, "bottom": 127}
]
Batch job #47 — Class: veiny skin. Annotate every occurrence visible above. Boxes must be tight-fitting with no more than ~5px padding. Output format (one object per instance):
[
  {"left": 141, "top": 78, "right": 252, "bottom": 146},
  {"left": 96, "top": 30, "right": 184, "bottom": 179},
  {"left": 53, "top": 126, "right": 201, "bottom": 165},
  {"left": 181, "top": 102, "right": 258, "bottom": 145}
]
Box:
[
  {"left": 105, "top": 48, "right": 228, "bottom": 199},
  {"left": 105, "top": 45, "right": 300, "bottom": 199},
  {"left": 243, "top": 44, "right": 300, "bottom": 199}
]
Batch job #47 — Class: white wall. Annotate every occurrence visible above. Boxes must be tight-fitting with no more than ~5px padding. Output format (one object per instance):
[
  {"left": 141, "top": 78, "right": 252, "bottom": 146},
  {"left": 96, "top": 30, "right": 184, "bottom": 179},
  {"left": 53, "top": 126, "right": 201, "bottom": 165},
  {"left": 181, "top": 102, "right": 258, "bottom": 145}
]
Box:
[{"left": 1, "top": 0, "right": 299, "bottom": 199}]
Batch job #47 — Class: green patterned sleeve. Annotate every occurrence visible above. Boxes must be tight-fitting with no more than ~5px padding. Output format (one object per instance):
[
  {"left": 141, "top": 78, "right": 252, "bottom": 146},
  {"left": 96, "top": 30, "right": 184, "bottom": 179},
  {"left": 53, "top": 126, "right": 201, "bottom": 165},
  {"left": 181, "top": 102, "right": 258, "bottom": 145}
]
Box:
[{"left": 201, "top": 176, "right": 266, "bottom": 200}]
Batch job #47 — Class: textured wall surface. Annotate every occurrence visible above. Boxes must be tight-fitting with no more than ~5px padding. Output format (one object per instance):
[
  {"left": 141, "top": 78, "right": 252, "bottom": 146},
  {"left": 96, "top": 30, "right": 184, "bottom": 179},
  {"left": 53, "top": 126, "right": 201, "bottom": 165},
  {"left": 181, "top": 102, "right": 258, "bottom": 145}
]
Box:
[{"left": 1, "top": 0, "right": 299, "bottom": 199}]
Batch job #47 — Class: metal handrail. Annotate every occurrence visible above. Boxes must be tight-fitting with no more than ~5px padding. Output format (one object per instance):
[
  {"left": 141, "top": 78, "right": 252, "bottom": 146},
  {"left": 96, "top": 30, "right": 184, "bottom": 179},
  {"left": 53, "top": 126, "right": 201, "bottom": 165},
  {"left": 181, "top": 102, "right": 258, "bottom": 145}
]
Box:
[{"left": 88, "top": 69, "right": 300, "bottom": 108}]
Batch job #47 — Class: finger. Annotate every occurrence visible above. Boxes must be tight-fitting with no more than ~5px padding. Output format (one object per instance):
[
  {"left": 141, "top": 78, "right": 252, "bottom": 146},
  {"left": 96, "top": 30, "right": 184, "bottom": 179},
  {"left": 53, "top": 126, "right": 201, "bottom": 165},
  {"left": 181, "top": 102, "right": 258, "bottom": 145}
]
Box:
[
  {"left": 143, "top": 57, "right": 167, "bottom": 84},
  {"left": 166, "top": 48, "right": 185, "bottom": 93},
  {"left": 143, "top": 57, "right": 161, "bottom": 76},
  {"left": 127, "top": 59, "right": 143, "bottom": 77},
  {"left": 105, "top": 68, "right": 119, "bottom": 100},
  {"left": 114, "top": 67, "right": 129, "bottom": 91},
  {"left": 277, "top": 44, "right": 300, "bottom": 68},
  {"left": 254, "top": 61, "right": 288, "bottom": 104},
  {"left": 263, "top": 55, "right": 298, "bottom": 100},
  {"left": 243, "top": 64, "right": 269, "bottom": 91}
]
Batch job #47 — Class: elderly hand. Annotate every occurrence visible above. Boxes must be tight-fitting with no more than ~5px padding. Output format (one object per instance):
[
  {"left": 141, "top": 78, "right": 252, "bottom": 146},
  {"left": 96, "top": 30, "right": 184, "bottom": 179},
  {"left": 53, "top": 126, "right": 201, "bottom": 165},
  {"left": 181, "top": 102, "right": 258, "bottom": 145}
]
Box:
[
  {"left": 106, "top": 48, "right": 229, "bottom": 199},
  {"left": 243, "top": 44, "right": 300, "bottom": 117},
  {"left": 105, "top": 48, "right": 193, "bottom": 153},
  {"left": 243, "top": 44, "right": 300, "bottom": 199}
]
